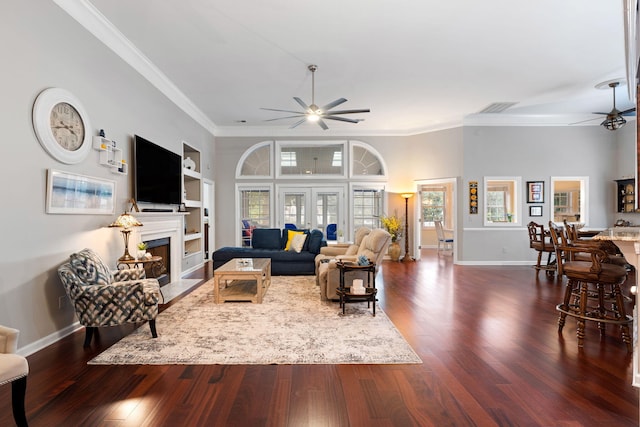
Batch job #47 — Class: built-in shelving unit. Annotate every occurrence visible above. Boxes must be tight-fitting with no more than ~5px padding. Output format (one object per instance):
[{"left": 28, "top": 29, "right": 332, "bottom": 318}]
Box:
[
  {"left": 182, "top": 142, "right": 203, "bottom": 265},
  {"left": 615, "top": 178, "right": 635, "bottom": 213}
]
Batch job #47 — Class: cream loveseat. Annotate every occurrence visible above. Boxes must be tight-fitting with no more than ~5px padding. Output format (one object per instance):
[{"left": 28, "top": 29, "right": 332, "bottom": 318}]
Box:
[{"left": 315, "top": 228, "right": 391, "bottom": 301}]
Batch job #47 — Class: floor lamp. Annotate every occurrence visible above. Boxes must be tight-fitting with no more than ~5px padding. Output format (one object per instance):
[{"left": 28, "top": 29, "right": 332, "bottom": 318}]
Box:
[{"left": 401, "top": 193, "right": 414, "bottom": 262}]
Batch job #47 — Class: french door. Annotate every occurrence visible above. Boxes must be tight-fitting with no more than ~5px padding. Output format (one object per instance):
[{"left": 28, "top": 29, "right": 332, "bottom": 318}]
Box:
[{"left": 277, "top": 185, "right": 345, "bottom": 237}]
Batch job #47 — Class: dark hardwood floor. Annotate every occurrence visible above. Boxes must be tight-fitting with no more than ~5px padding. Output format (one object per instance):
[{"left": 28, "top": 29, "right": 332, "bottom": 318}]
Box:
[{"left": 1, "top": 250, "right": 638, "bottom": 426}]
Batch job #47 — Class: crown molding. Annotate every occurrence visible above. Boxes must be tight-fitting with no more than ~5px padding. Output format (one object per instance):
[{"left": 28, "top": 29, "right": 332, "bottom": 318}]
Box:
[{"left": 53, "top": 0, "right": 218, "bottom": 136}]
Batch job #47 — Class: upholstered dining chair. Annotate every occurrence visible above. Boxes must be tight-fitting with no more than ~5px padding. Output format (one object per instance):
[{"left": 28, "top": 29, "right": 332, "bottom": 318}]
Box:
[
  {"left": 0, "top": 325, "right": 29, "bottom": 427},
  {"left": 58, "top": 248, "right": 162, "bottom": 347}
]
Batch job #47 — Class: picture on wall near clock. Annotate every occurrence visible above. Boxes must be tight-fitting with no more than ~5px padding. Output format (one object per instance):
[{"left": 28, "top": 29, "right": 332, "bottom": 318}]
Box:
[{"left": 32, "top": 87, "right": 92, "bottom": 164}]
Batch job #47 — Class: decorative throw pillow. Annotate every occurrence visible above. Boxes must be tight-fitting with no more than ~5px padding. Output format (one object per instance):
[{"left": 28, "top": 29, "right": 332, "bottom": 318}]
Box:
[
  {"left": 69, "top": 248, "right": 112, "bottom": 286},
  {"left": 307, "top": 229, "right": 324, "bottom": 254},
  {"left": 289, "top": 233, "right": 308, "bottom": 253},
  {"left": 285, "top": 230, "right": 305, "bottom": 251}
]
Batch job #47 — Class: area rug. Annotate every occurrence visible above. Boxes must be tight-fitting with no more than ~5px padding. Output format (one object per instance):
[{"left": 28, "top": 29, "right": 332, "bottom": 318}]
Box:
[{"left": 89, "top": 275, "right": 422, "bottom": 365}]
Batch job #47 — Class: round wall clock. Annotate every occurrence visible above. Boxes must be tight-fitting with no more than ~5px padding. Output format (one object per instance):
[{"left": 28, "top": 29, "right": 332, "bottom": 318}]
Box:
[{"left": 32, "top": 88, "right": 92, "bottom": 164}]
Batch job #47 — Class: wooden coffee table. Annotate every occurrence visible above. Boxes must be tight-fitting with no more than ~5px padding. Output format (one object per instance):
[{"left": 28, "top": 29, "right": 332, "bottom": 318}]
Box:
[{"left": 214, "top": 258, "right": 271, "bottom": 303}]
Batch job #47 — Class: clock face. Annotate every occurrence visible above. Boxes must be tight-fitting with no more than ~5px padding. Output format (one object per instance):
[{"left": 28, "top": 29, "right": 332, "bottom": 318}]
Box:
[
  {"left": 50, "top": 102, "right": 86, "bottom": 151},
  {"left": 33, "top": 88, "right": 91, "bottom": 164}
]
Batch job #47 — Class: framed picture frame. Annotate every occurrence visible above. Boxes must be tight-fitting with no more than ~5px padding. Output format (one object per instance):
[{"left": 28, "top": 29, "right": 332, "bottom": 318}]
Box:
[
  {"left": 46, "top": 169, "right": 116, "bottom": 214},
  {"left": 527, "top": 181, "right": 544, "bottom": 203},
  {"left": 529, "top": 205, "right": 543, "bottom": 217}
]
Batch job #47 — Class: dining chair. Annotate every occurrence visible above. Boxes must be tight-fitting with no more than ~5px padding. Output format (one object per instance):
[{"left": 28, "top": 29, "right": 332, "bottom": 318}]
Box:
[{"left": 434, "top": 220, "right": 453, "bottom": 255}]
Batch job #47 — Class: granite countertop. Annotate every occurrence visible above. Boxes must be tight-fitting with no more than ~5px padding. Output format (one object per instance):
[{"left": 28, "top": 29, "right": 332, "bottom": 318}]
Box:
[{"left": 592, "top": 227, "right": 640, "bottom": 241}]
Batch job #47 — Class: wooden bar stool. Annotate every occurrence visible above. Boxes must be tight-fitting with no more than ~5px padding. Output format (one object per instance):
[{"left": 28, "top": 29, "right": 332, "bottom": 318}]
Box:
[
  {"left": 548, "top": 223, "right": 632, "bottom": 351},
  {"left": 527, "top": 222, "right": 556, "bottom": 277}
]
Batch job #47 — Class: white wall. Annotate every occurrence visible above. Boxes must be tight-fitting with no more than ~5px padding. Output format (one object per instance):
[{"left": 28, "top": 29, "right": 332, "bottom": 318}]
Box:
[{"left": 0, "top": 0, "right": 214, "bottom": 350}]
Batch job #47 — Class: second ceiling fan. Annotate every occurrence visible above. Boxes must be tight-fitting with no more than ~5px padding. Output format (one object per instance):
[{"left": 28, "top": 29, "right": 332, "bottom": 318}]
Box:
[{"left": 262, "top": 64, "right": 370, "bottom": 130}]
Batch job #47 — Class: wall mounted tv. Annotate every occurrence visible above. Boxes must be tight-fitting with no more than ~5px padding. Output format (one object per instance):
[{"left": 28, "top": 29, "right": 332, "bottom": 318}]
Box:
[{"left": 134, "top": 135, "right": 182, "bottom": 205}]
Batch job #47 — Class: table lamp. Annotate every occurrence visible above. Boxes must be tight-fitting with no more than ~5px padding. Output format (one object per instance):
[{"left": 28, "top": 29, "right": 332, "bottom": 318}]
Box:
[
  {"left": 401, "top": 193, "right": 414, "bottom": 262},
  {"left": 109, "top": 212, "right": 143, "bottom": 261}
]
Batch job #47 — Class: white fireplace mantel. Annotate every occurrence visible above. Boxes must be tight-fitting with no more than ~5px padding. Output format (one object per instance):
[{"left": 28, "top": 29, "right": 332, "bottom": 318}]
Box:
[{"left": 131, "top": 212, "right": 187, "bottom": 284}]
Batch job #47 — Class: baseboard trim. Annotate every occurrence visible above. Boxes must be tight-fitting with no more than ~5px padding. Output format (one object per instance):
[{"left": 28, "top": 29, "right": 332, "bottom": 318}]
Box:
[{"left": 18, "top": 322, "right": 81, "bottom": 357}]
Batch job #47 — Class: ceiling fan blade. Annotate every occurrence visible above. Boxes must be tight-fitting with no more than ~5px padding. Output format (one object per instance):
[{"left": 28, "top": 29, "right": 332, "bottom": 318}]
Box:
[
  {"left": 317, "top": 118, "right": 329, "bottom": 130},
  {"left": 289, "top": 118, "right": 307, "bottom": 129},
  {"left": 264, "top": 115, "right": 306, "bottom": 122},
  {"left": 568, "top": 117, "right": 602, "bottom": 125},
  {"left": 320, "top": 98, "right": 347, "bottom": 111},
  {"left": 325, "top": 109, "right": 370, "bottom": 115},
  {"left": 261, "top": 107, "right": 305, "bottom": 114},
  {"left": 294, "top": 97, "right": 310, "bottom": 111},
  {"left": 620, "top": 107, "right": 636, "bottom": 116},
  {"left": 324, "top": 115, "right": 362, "bottom": 124}
]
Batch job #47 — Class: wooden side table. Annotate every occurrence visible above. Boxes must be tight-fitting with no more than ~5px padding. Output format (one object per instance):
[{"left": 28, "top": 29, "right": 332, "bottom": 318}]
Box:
[
  {"left": 117, "top": 255, "right": 166, "bottom": 279},
  {"left": 335, "top": 261, "right": 377, "bottom": 316}
]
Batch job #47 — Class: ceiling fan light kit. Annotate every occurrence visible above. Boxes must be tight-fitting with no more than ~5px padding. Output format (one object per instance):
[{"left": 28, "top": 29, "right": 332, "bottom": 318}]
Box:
[
  {"left": 262, "top": 64, "right": 370, "bottom": 130},
  {"left": 600, "top": 81, "right": 633, "bottom": 131}
]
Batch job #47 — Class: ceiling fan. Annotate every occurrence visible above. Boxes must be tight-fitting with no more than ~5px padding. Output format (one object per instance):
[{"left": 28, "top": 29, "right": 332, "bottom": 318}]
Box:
[
  {"left": 261, "top": 64, "right": 370, "bottom": 130},
  {"left": 591, "top": 81, "right": 635, "bottom": 131}
]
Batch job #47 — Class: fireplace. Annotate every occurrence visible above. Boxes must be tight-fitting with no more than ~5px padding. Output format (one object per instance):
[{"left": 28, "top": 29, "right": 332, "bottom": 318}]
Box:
[
  {"left": 132, "top": 212, "right": 184, "bottom": 285},
  {"left": 144, "top": 237, "right": 170, "bottom": 286}
]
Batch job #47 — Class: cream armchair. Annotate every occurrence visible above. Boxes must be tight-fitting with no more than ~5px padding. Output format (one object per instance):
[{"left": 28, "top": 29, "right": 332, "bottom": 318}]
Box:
[
  {"left": 0, "top": 325, "right": 29, "bottom": 427},
  {"left": 315, "top": 227, "right": 372, "bottom": 278},
  {"left": 316, "top": 228, "right": 391, "bottom": 301},
  {"left": 58, "top": 248, "right": 162, "bottom": 347}
]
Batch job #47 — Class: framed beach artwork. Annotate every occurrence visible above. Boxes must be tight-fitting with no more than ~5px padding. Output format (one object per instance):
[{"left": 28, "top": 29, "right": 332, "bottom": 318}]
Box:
[{"left": 46, "top": 169, "right": 115, "bottom": 214}]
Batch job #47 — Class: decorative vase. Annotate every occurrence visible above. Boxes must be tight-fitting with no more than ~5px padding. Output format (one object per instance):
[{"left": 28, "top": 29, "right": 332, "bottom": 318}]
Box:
[
  {"left": 388, "top": 241, "right": 401, "bottom": 262},
  {"left": 136, "top": 250, "right": 147, "bottom": 259}
]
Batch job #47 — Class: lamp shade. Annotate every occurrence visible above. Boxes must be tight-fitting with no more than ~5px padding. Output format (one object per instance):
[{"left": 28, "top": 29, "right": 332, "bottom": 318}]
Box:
[{"left": 109, "top": 212, "right": 143, "bottom": 229}]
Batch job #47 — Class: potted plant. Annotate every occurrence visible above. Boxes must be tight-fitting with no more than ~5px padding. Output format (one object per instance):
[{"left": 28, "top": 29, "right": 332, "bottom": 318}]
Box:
[
  {"left": 136, "top": 242, "right": 148, "bottom": 259},
  {"left": 380, "top": 214, "right": 403, "bottom": 261},
  {"left": 337, "top": 229, "right": 344, "bottom": 243}
]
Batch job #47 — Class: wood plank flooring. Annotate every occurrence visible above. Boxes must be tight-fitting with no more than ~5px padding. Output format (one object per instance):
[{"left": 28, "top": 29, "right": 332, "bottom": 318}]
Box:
[{"left": 1, "top": 250, "right": 638, "bottom": 426}]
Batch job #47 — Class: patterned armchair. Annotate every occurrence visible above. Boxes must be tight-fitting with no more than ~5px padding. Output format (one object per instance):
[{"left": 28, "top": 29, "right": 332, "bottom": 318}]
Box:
[{"left": 57, "top": 248, "right": 161, "bottom": 347}]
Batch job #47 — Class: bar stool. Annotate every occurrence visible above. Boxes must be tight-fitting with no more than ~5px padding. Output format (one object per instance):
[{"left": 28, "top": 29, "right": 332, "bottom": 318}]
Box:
[
  {"left": 527, "top": 221, "right": 556, "bottom": 276},
  {"left": 548, "top": 223, "right": 632, "bottom": 351}
]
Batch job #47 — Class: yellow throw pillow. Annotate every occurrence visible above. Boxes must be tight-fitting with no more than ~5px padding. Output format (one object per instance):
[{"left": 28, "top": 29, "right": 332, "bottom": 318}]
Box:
[
  {"left": 289, "top": 233, "right": 308, "bottom": 253},
  {"left": 285, "top": 230, "right": 305, "bottom": 251}
]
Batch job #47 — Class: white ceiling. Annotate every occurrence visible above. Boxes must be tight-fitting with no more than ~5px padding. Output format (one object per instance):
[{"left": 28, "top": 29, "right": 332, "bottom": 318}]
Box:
[{"left": 60, "top": 0, "right": 634, "bottom": 137}]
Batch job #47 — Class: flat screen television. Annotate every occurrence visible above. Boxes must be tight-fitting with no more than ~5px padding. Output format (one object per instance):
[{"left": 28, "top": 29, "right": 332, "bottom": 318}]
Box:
[{"left": 134, "top": 135, "right": 182, "bottom": 205}]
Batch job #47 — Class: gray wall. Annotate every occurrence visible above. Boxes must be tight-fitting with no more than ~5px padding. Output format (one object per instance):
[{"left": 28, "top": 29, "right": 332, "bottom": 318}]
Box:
[
  {"left": 0, "top": 0, "right": 214, "bottom": 350},
  {"left": 461, "top": 125, "right": 620, "bottom": 263}
]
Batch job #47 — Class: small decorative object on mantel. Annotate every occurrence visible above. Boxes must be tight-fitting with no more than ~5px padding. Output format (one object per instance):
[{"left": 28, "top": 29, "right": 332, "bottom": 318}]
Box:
[{"left": 183, "top": 157, "right": 196, "bottom": 170}]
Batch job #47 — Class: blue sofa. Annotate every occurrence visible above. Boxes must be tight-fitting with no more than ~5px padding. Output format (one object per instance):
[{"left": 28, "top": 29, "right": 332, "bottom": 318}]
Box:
[{"left": 213, "top": 228, "right": 326, "bottom": 275}]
